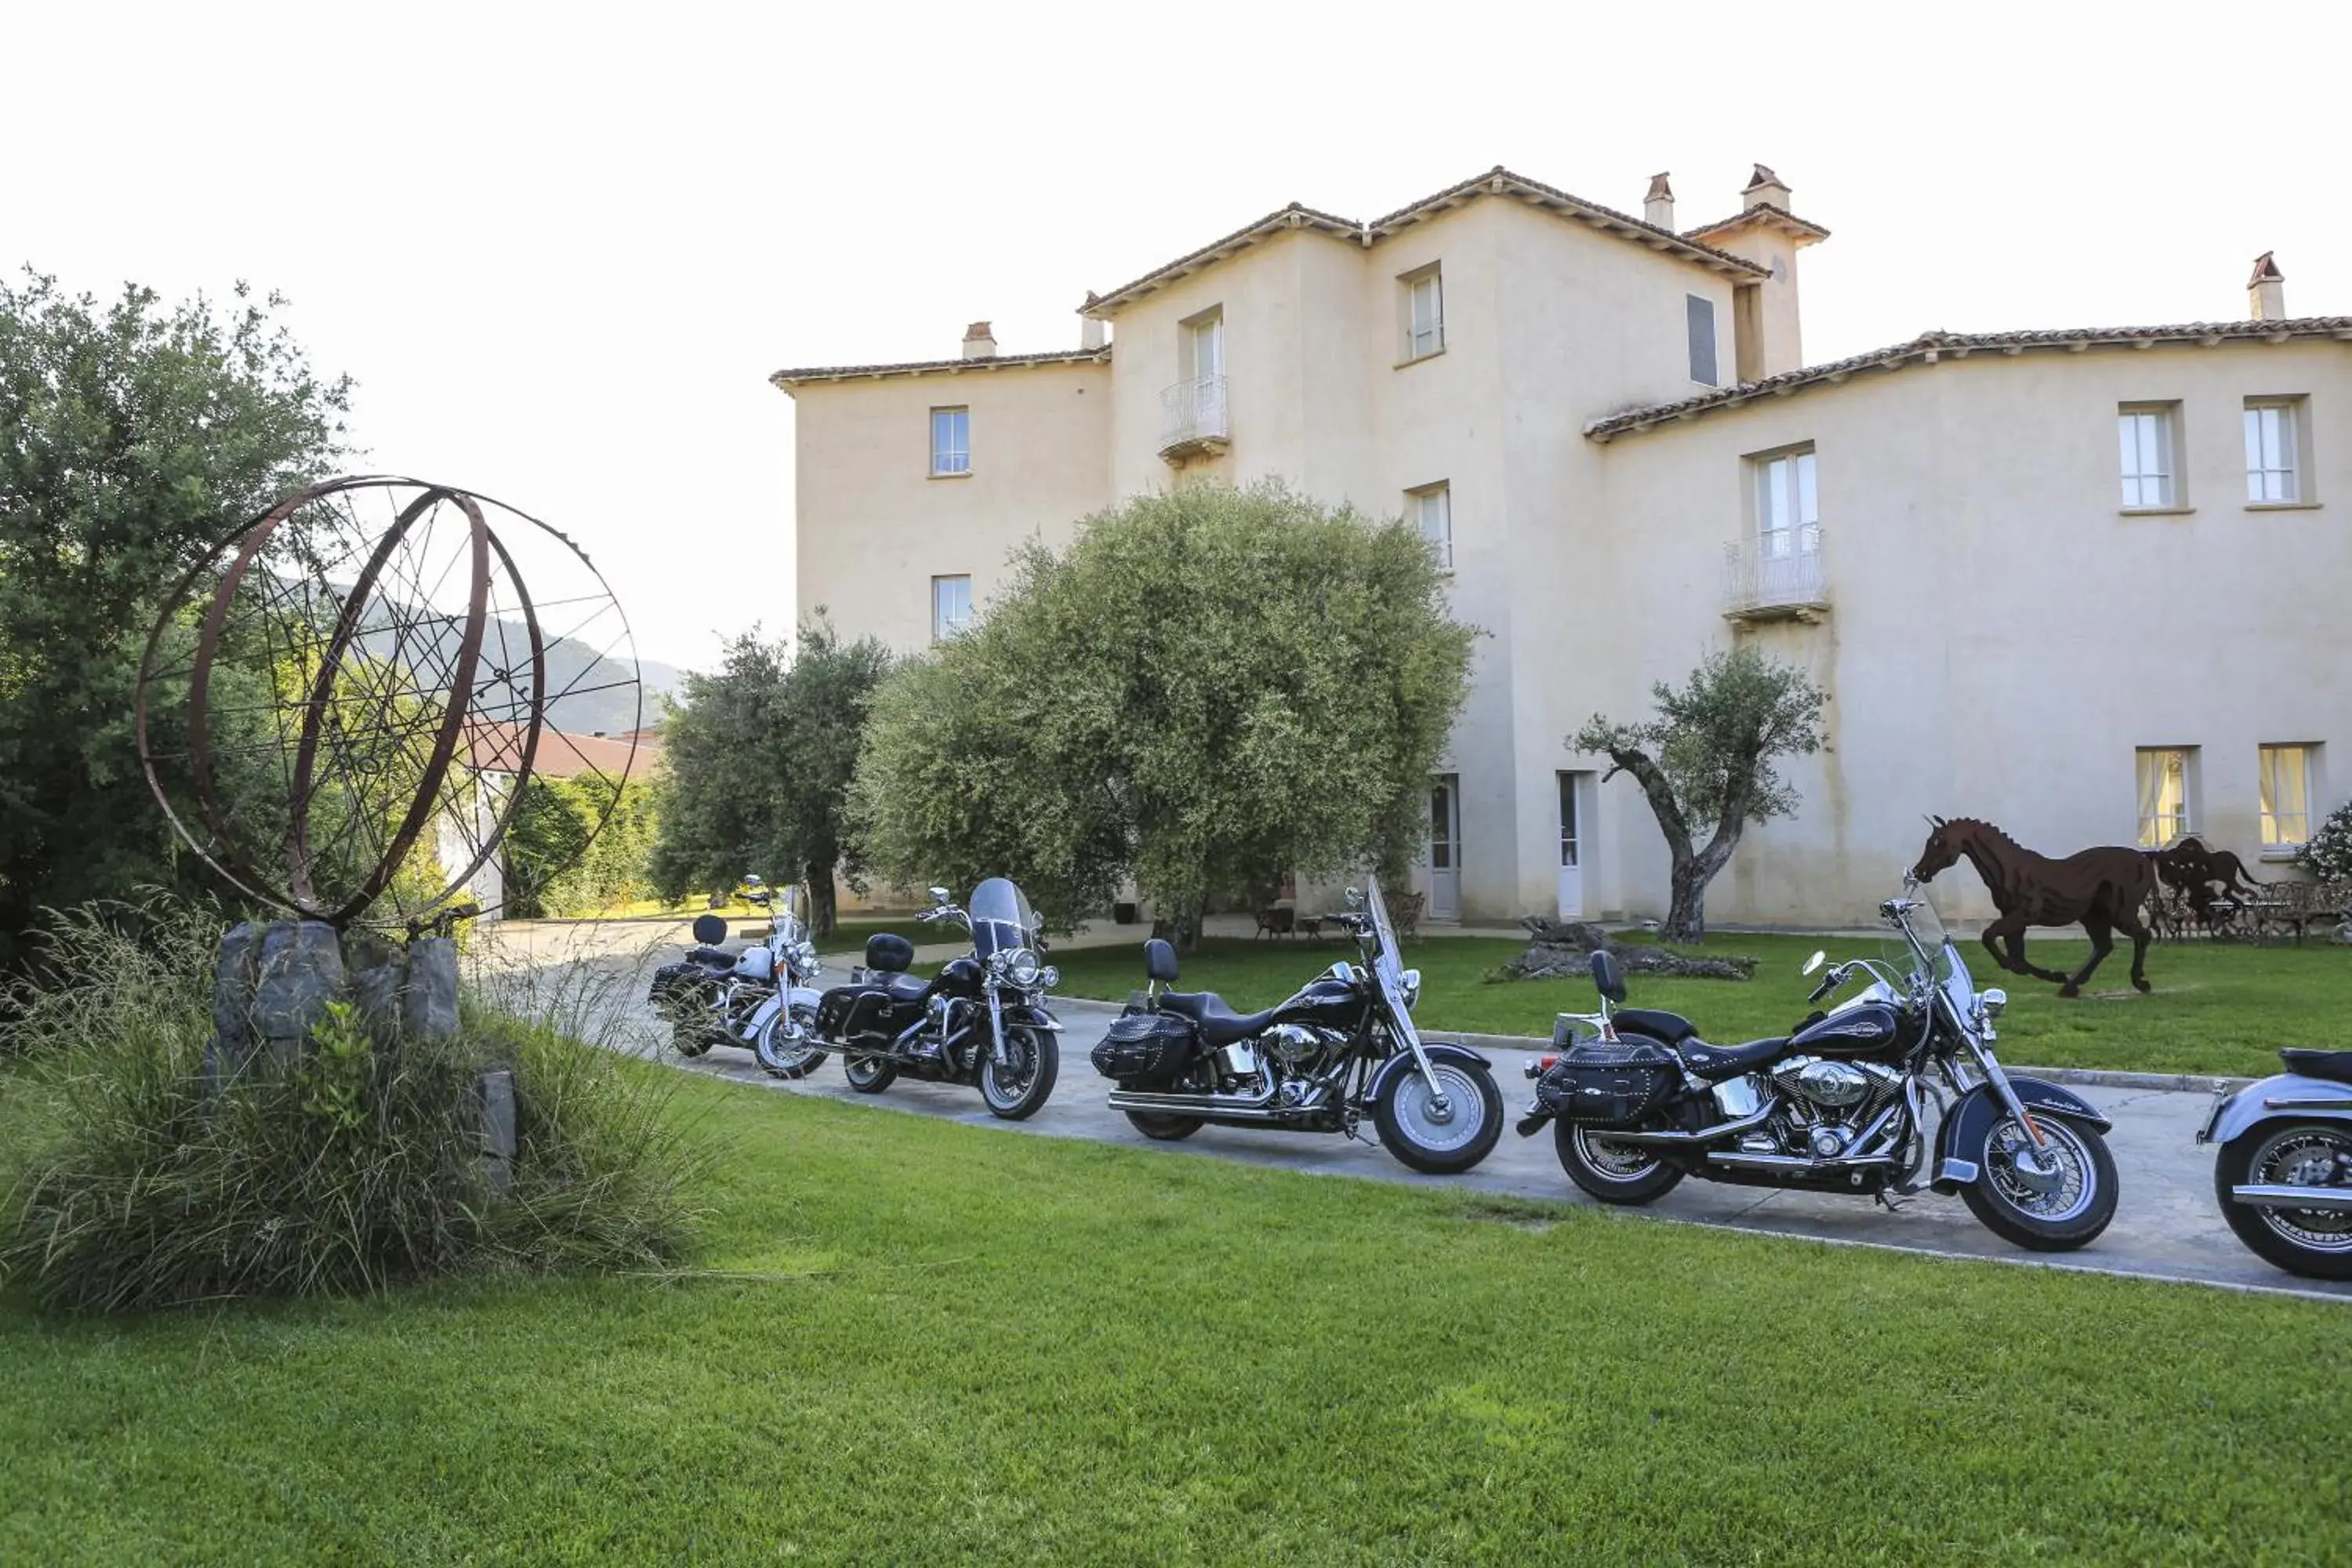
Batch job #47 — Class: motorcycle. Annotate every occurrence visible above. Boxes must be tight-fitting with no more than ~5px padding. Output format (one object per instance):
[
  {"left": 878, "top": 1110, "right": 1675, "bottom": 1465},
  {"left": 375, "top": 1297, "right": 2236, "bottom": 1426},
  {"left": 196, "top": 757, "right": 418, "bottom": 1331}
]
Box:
[
  {"left": 1088, "top": 878, "right": 1504, "bottom": 1174},
  {"left": 811, "top": 879, "right": 1062, "bottom": 1120},
  {"left": 1516, "top": 880, "right": 2120, "bottom": 1251},
  {"left": 2198, "top": 1050, "right": 2352, "bottom": 1279},
  {"left": 647, "top": 877, "right": 829, "bottom": 1078}
]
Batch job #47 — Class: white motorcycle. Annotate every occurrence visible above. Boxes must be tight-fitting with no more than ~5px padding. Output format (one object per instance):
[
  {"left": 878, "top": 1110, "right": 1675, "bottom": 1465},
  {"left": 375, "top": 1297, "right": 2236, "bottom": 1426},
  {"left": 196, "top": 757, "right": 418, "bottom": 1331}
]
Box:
[{"left": 647, "top": 878, "right": 829, "bottom": 1078}]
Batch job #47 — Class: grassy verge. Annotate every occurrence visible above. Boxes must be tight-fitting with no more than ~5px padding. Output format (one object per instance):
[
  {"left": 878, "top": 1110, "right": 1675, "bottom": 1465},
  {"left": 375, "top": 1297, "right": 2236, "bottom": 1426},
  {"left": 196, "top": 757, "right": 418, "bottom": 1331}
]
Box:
[
  {"left": 1045, "top": 932, "right": 2350, "bottom": 1077},
  {"left": 2, "top": 1063, "right": 2343, "bottom": 1563}
]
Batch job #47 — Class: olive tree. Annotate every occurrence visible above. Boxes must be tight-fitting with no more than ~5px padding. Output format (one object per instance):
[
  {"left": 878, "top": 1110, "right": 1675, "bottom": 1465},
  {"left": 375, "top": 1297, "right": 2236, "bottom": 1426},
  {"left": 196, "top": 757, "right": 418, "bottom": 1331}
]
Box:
[
  {"left": 851, "top": 481, "right": 1475, "bottom": 946},
  {"left": 1573, "top": 645, "right": 1827, "bottom": 942},
  {"left": 648, "top": 617, "right": 891, "bottom": 936}
]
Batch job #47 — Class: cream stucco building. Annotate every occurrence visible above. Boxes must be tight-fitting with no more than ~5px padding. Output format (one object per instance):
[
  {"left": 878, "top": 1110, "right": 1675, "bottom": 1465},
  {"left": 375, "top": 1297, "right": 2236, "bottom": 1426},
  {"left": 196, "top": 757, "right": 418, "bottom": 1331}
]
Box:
[{"left": 774, "top": 165, "right": 2352, "bottom": 928}]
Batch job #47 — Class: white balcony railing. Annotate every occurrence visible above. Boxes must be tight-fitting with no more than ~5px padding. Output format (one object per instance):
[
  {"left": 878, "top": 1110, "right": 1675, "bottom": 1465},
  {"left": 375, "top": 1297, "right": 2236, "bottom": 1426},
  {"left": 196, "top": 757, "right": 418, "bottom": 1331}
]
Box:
[
  {"left": 1723, "top": 530, "right": 1829, "bottom": 619},
  {"left": 1158, "top": 374, "right": 1229, "bottom": 462}
]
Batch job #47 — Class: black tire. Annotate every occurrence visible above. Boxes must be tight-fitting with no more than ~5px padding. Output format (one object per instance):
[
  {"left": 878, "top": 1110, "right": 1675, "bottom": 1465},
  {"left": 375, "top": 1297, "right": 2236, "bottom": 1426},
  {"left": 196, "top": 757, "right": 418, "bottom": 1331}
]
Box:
[
  {"left": 1960, "top": 1114, "right": 2118, "bottom": 1252},
  {"left": 979, "top": 1028, "right": 1059, "bottom": 1121},
  {"left": 2213, "top": 1123, "right": 2352, "bottom": 1281},
  {"left": 843, "top": 1053, "right": 896, "bottom": 1094},
  {"left": 1374, "top": 1061, "right": 1504, "bottom": 1174},
  {"left": 753, "top": 1013, "right": 827, "bottom": 1080},
  {"left": 1123, "top": 1110, "right": 1204, "bottom": 1142},
  {"left": 1553, "top": 1120, "right": 1686, "bottom": 1204}
]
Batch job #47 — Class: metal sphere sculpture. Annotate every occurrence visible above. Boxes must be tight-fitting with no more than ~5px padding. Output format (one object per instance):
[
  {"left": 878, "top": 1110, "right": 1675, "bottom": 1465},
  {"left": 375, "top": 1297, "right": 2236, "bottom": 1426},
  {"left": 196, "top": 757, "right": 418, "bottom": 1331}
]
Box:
[{"left": 136, "top": 475, "right": 642, "bottom": 928}]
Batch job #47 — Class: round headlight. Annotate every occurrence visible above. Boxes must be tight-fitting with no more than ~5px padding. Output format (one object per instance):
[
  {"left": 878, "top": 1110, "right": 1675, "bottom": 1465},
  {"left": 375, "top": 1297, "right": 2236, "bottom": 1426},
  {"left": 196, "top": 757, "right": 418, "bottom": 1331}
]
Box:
[
  {"left": 1039, "top": 964, "right": 1060, "bottom": 990},
  {"left": 1005, "top": 949, "right": 1041, "bottom": 987},
  {"left": 1399, "top": 967, "right": 1423, "bottom": 1008}
]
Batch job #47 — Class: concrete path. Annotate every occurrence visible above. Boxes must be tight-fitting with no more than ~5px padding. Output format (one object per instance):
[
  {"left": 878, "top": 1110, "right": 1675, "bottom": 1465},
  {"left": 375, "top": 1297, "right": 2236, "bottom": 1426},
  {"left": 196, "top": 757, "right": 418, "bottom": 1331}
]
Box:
[{"left": 648, "top": 987, "right": 2349, "bottom": 1305}]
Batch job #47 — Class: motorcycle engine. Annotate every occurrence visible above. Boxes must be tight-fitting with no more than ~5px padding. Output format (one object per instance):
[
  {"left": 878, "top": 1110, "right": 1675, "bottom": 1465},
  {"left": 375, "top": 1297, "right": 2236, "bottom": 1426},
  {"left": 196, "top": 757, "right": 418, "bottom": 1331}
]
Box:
[
  {"left": 1759, "top": 1056, "right": 1905, "bottom": 1160},
  {"left": 1263, "top": 1023, "right": 1346, "bottom": 1069}
]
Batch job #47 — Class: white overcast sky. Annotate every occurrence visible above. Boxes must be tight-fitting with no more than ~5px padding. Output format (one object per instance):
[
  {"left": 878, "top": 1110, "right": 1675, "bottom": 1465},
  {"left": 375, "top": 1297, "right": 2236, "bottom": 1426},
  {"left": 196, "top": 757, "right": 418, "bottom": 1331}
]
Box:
[{"left": 11, "top": 0, "right": 2350, "bottom": 672}]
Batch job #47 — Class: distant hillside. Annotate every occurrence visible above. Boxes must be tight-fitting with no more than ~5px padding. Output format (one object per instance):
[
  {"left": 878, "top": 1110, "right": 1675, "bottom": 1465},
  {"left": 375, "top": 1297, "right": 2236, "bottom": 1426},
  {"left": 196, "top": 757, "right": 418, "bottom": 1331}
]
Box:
[{"left": 349, "top": 607, "right": 682, "bottom": 736}]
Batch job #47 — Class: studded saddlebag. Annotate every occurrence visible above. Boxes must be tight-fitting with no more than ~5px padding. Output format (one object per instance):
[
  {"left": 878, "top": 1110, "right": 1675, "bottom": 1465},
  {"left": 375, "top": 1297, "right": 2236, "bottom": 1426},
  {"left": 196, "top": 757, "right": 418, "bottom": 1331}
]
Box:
[
  {"left": 1089, "top": 1010, "right": 1198, "bottom": 1086},
  {"left": 1535, "top": 1039, "right": 1679, "bottom": 1127}
]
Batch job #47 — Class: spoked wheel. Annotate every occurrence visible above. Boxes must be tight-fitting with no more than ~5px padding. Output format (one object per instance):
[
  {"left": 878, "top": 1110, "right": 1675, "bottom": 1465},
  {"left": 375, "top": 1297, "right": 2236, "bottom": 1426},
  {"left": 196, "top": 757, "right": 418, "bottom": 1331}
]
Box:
[
  {"left": 754, "top": 1012, "right": 827, "bottom": 1080},
  {"left": 1962, "top": 1114, "right": 2118, "bottom": 1251},
  {"left": 1554, "top": 1122, "right": 1685, "bottom": 1204},
  {"left": 1375, "top": 1062, "right": 1503, "bottom": 1174},
  {"left": 1123, "top": 1110, "right": 1204, "bottom": 1142},
  {"left": 978, "top": 1027, "right": 1059, "bottom": 1121},
  {"left": 2215, "top": 1123, "right": 2352, "bottom": 1280},
  {"left": 843, "top": 1053, "right": 896, "bottom": 1094}
]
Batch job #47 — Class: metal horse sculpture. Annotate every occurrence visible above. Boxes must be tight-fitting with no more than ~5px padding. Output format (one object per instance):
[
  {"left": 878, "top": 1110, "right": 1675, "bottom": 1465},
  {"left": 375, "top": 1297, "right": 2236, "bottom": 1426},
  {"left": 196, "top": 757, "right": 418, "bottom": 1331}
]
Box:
[
  {"left": 2147, "top": 836, "right": 2266, "bottom": 931},
  {"left": 1911, "top": 817, "right": 2156, "bottom": 997}
]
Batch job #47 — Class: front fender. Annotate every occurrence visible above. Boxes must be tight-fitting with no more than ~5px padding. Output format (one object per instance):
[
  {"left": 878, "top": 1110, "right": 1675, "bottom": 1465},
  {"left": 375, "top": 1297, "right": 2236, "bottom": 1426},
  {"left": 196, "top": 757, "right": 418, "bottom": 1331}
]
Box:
[
  {"left": 2200, "top": 1072, "right": 2352, "bottom": 1149},
  {"left": 1001, "top": 1002, "right": 1063, "bottom": 1033},
  {"left": 1930, "top": 1077, "right": 2109, "bottom": 1192},
  {"left": 1366, "top": 1042, "right": 1492, "bottom": 1106}
]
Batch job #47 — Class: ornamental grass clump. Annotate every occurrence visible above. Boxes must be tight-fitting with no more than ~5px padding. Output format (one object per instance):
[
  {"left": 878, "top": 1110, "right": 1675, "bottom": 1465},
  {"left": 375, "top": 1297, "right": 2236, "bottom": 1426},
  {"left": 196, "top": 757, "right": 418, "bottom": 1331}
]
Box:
[{"left": 0, "top": 900, "right": 708, "bottom": 1313}]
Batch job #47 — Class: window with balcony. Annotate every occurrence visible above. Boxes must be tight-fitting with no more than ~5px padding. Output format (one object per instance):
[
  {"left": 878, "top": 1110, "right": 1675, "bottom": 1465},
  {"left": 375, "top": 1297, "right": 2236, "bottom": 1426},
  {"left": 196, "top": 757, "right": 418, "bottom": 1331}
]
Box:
[
  {"left": 2136, "top": 746, "right": 2197, "bottom": 847},
  {"left": 1686, "top": 294, "right": 1718, "bottom": 387},
  {"left": 1409, "top": 482, "right": 1452, "bottom": 571},
  {"left": 930, "top": 407, "right": 970, "bottom": 477},
  {"left": 2260, "top": 744, "right": 2317, "bottom": 848},
  {"left": 2118, "top": 403, "right": 2180, "bottom": 510},
  {"left": 1400, "top": 266, "right": 1443, "bottom": 362},
  {"left": 932, "top": 574, "right": 973, "bottom": 642},
  {"left": 2245, "top": 397, "right": 2308, "bottom": 504},
  {"left": 1160, "top": 308, "right": 1229, "bottom": 462},
  {"left": 1756, "top": 448, "right": 1819, "bottom": 561},
  {"left": 1726, "top": 445, "right": 1825, "bottom": 618}
]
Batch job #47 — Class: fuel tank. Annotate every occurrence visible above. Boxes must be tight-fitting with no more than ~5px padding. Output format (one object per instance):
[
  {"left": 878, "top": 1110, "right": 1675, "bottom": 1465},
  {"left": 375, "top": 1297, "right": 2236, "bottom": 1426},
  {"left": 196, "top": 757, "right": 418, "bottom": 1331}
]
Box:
[
  {"left": 1269, "top": 975, "right": 1367, "bottom": 1032},
  {"left": 1788, "top": 1001, "right": 1904, "bottom": 1059}
]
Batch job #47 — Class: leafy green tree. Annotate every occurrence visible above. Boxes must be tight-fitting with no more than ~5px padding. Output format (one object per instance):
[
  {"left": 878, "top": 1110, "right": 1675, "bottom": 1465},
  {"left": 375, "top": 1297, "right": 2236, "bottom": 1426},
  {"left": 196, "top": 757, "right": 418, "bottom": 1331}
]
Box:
[
  {"left": 505, "top": 775, "right": 659, "bottom": 919},
  {"left": 648, "top": 619, "right": 891, "bottom": 936},
  {"left": 852, "top": 481, "right": 1475, "bottom": 946},
  {"left": 0, "top": 271, "right": 349, "bottom": 966},
  {"left": 1573, "top": 645, "right": 1828, "bottom": 942}
]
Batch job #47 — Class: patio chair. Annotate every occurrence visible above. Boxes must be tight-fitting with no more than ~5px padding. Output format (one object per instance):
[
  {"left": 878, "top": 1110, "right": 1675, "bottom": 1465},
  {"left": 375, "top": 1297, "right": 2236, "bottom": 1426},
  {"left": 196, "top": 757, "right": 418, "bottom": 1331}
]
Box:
[{"left": 1254, "top": 905, "right": 1294, "bottom": 940}]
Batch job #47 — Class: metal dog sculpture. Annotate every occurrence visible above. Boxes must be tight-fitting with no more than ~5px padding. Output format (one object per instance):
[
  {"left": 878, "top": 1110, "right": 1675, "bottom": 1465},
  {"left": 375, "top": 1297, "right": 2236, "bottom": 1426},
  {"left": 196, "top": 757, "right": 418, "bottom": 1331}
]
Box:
[{"left": 1911, "top": 817, "right": 2155, "bottom": 997}]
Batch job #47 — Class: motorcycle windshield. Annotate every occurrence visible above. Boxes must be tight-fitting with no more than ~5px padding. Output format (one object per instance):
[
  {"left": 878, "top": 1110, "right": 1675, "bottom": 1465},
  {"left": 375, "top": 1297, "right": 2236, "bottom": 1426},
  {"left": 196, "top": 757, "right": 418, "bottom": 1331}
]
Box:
[
  {"left": 1361, "top": 877, "right": 1423, "bottom": 1052},
  {"left": 771, "top": 884, "right": 809, "bottom": 941},
  {"left": 1888, "top": 882, "right": 1970, "bottom": 1014},
  {"left": 968, "top": 877, "right": 1039, "bottom": 960}
]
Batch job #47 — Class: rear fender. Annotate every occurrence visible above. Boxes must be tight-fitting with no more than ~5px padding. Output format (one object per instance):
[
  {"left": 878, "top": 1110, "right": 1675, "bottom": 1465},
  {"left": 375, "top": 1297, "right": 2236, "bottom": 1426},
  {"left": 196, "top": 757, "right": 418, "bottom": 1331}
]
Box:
[
  {"left": 2200, "top": 1072, "right": 2352, "bottom": 1148},
  {"left": 1931, "top": 1077, "right": 2109, "bottom": 1192},
  {"left": 1365, "top": 1042, "right": 1491, "bottom": 1106}
]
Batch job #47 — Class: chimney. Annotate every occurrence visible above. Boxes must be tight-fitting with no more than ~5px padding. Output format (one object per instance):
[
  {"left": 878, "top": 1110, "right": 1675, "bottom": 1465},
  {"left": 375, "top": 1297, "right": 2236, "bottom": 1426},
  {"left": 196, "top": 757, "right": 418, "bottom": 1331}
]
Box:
[
  {"left": 1080, "top": 317, "right": 1106, "bottom": 350},
  {"left": 1644, "top": 172, "right": 1675, "bottom": 230},
  {"left": 1742, "top": 163, "right": 1792, "bottom": 212},
  {"left": 2248, "top": 252, "right": 2287, "bottom": 321},
  {"left": 961, "top": 321, "right": 997, "bottom": 359}
]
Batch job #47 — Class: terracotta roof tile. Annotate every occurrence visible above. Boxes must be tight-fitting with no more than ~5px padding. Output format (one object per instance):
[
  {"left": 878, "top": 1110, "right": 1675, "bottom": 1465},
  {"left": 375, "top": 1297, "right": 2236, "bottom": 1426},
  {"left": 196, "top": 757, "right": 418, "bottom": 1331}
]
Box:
[
  {"left": 1584, "top": 317, "right": 2352, "bottom": 440},
  {"left": 770, "top": 346, "right": 1110, "bottom": 389}
]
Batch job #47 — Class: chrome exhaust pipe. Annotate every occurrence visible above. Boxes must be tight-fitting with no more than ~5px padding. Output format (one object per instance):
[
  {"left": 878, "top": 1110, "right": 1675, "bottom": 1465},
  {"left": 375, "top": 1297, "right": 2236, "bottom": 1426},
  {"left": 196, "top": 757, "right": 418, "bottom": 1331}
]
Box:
[
  {"left": 2228, "top": 1183, "right": 2352, "bottom": 1213},
  {"left": 1608, "top": 1100, "right": 1780, "bottom": 1146},
  {"left": 1707, "top": 1151, "right": 1900, "bottom": 1172},
  {"left": 1106, "top": 1088, "right": 1301, "bottom": 1120}
]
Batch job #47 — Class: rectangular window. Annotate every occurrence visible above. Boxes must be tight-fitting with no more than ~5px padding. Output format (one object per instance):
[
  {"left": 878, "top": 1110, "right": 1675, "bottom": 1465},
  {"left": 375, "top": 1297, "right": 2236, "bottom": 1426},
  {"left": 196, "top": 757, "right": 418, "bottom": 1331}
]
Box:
[
  {"left": 1557, "top": 771, "right": 1581, "bottom": 869},
  {"left": 2245, "top": 399, "right": 2303, "bottom": 503},
  {"left": 1402, "top": 268, "right": 1444, "bottom": 361},
  {"left": 931, "top": 574, "right": 972, "bottom": 642},
  {"left": 2260, "top": 744, "right": 2314, "bottom": 848},
  {"left": 1755, "top": 448, "right": 1819, "bottom": 560},
  {"left": 1410, "top": 482, "right": 1452, "bottom": 571},
  {"left": 2135, "top": 746, "right": 2196, "bottom": 847},
  {"left": 2118, "top": 404, "right": 2178, "bottom": 509},
  {"left": 930, "top": 407, "right": 970, "bottom": 476},
  {"left": 1686, "top": 294, "right": 1719, "bottom": 387}
]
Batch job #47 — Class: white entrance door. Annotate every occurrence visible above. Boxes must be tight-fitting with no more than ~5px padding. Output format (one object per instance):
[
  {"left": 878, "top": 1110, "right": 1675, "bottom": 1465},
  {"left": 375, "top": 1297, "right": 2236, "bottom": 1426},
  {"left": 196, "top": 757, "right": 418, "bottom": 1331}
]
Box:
[
  {"left": 1556, "top": 771, "right": 1591, "bottom": 918},
  {"left": 1427, "top": 775, "right": 1461, "bottom": 921}
]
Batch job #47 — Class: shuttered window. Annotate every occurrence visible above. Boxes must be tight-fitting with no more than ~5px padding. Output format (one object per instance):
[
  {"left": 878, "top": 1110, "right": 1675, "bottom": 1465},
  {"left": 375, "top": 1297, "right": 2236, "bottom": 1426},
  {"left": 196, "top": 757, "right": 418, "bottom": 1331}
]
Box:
[{"left": 1686, "top": 294, "right": 1718, "bottom": 387}]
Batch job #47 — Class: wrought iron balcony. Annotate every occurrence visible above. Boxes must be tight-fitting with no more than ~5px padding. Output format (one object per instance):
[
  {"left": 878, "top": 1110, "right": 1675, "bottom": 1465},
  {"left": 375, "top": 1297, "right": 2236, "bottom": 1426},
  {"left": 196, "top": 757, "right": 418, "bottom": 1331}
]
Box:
[
  {"left": 1723, "top": 530, "right": 1829, "bottom": 621},
  {"left": 1159, "top": 374, "right": 1229, "bottom": 463}
]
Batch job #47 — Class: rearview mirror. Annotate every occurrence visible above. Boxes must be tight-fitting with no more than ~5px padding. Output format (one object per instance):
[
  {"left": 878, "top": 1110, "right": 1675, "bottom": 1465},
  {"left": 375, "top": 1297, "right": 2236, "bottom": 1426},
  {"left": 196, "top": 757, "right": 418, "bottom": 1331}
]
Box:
[
  {"left": 1589, "top": 949, "right": 1628, "bottom": 1005},
  {"left": 1344, "top": 886, "right": 1364, "bottom": 909},
  {"left": 1802, "top": 949, "right": 1827, "bottom": 977},
  {"left": 929, "top": 886, "right": 952, "bottom": 906}
]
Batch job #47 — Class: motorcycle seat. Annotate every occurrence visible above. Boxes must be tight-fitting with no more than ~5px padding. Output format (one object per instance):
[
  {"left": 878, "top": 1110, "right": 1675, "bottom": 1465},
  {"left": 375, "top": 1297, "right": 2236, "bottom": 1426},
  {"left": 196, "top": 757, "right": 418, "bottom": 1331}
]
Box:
[
  {"left": 1614, "top": 1007, "right": 1697, "bottom": 1045},
  {"left": 881, "top": 972, "right": 932, "bottom": 1004},
  {"left": 1678, "top": 1036, "right": 1790, "bottom": 1081},
  {"left": 2281, "top": 1047, "right": 2352, "bottom": 1085},
  {"left": 685, "top": 946, "right": 735, "bottom": 967},
  {"left": 1156, "top": 991, "right": 1279, "bottom": 1048}
]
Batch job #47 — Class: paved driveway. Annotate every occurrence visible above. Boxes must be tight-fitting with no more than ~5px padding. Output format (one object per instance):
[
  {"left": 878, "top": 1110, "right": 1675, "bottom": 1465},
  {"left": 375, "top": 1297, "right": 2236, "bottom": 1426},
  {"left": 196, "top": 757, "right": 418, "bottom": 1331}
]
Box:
[{"left": 641, "top": 985, "right": 2350, "bottom": 1305}]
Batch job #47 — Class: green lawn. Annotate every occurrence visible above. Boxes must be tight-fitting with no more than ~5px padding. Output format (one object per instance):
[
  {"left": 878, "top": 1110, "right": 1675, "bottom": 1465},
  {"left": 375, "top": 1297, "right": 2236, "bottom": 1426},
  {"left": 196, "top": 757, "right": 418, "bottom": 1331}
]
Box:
[
  {"left": 2, "top": 1064, "right": 2344, "bottom": 1563},
  {"left": 1047, "top": 931, "right": 2352, "bottom": 1078}
]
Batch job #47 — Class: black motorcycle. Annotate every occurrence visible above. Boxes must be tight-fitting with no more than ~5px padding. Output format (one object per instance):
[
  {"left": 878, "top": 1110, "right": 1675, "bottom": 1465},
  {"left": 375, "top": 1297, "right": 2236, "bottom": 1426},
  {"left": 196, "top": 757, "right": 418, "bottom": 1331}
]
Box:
[
  {"left": 1088, "top": 878, "right": 1503, "bottom": 1174},
  {"left": 811, "top": 879, "right": 1062, "bottom": 1120},
  {"left": 1516, "top": 882, "right": 2119, "bottom": 1251}
]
